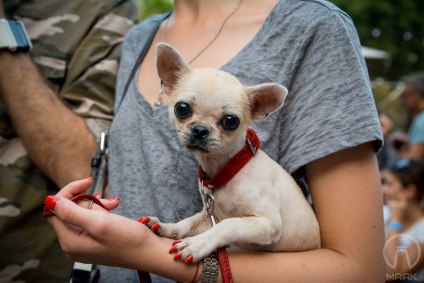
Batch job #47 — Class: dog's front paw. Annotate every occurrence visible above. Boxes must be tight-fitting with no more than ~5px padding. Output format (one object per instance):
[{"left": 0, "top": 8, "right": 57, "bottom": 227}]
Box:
[
  {"left": 137, "top": 216, "right": 162, "bottom": 233},
  {"left": 169, "top": 235, "right": 217, "bottom": 264},
  {"left": 137, "top": 216, "right": 181, "bottom": 239}
]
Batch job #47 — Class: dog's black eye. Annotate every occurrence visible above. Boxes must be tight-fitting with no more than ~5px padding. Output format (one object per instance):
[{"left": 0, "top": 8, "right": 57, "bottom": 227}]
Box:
[
  {"left": 222, "top": 115, "right": 240, "bottom": 131},
  {"left": 174, "top": 102, "right": 192, "bottom": 119}
]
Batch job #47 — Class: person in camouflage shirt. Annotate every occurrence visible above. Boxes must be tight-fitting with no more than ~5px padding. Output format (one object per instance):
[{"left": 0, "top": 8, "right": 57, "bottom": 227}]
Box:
[{"left": 0, "top": 0, "right": 138, "bottom": 282}]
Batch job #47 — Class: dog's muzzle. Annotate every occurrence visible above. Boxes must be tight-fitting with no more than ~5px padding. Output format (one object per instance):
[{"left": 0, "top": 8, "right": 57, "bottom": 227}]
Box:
[
  {"left": 191, "top": 125, "right": 209, "bottom": 140},
  {"left": 187, "top": 125, "right": 210, "bottom": 152}
]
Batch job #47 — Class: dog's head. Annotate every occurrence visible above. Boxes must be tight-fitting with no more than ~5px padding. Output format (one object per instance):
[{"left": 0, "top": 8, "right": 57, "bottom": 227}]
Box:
[{"left": 156, "top": 43, "right": 288, "bottom": 156}]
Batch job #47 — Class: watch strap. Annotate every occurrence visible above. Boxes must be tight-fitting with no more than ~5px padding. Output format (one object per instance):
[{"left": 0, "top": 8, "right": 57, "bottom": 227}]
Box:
[
  {"left": 198, "top": 250, "right": 219, "bottom": 283},
  {"left": 0, "top": 19, "right": 32, "bottom": 52}
]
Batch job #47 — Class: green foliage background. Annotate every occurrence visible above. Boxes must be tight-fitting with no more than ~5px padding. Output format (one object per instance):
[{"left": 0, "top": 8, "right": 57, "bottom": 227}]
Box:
[
  {"left": 329, "top": 0, "right": 424, "bottom": 80},
  {"left": 329, "top": 0, "right": 424, "bottom": 130},
  {"left": 135, "top": 0, "right": 173, "bottom": 20}
]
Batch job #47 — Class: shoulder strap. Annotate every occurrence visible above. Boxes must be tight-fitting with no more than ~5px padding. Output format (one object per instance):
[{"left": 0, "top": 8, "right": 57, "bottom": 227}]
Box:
[{"left": 116, "top": 12, "right": 171, "bottom": 112}]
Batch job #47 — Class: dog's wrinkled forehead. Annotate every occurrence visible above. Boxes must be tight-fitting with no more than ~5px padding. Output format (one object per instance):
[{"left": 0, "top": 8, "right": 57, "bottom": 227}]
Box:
[{"left": 172, "top": 68, "right": 249, "bottom": 112}]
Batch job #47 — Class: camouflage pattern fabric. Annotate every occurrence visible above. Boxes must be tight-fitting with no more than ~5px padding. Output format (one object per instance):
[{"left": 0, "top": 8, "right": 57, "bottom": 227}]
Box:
[{"left": 0, "top": 0, "right": 138, "bottom": 282}]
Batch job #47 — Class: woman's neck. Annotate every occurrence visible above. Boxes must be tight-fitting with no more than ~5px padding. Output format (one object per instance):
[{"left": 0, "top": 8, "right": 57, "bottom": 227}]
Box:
[
  {"left": 173, "top": 0, "right": 241, "bottom": 22},
  {"left": 173, "top": 0, "right": 279, "bottom": 23}
]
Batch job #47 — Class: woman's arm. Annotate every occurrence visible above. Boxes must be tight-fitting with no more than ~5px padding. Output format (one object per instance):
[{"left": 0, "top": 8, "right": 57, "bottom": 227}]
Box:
[
  {"left": 223, "top": 142, "right": 385, "bottom": 282},
  {"left": 49, "top": 142, "right": 385, "bottom": 282}
]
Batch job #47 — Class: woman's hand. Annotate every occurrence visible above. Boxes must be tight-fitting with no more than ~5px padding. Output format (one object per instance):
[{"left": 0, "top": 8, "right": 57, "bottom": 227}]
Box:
[
  {"left": 386, "top": 191, "right": 408, "bottom": 223},
  {"left": 45, "top": 178, "right": 155, "bottom": 269}
]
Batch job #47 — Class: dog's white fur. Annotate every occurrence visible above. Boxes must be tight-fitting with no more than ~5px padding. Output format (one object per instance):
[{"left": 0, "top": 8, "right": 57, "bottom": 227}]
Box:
[{"left": 147, "top": 43, "right": 320, "bottom": 263}]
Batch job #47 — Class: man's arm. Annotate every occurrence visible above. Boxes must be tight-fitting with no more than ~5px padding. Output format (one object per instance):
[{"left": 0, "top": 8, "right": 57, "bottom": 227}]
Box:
[
  {"left": 0, "top": 50, "right": 97, "bottom": 188},
  {"left": 0, "top": 0, "right": 138, "bottom": 188}
]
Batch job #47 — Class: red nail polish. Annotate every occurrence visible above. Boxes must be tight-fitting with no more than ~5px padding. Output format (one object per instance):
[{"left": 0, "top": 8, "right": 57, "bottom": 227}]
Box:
[
  {"left": 174, "top": 252, "right": 183, "bottom": 260},
  {"left": 151, "top": 223, "right": 160, "bottom": 231},
  {"left": 44, "top": 195, "right": 60, "bottom": 211},
  {"left": 169, "top": 245, "right": 178, "bottom": 254},
  {"left": 185, "top": 255, "right": 193, "bottom": 265},
  {"left": 106, "top": 197, "right": 120, "bottom": 201},
  {"left": 172, "top": 239, "right": 182, "bottom": 246},
  {"left": 137, "top": 217, "right": 150, "bottom": 224}
]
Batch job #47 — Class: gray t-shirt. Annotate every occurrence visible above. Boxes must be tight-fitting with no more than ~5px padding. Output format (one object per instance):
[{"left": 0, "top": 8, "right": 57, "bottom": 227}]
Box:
[{"left": 100, "top": 0, "right": 383, "bottom": 282}]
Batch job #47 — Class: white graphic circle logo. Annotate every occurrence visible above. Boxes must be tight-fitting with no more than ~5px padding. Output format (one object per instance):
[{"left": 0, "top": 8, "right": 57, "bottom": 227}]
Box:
[{"left": 383, "top": 234, "right": 421, "bottom": 270}]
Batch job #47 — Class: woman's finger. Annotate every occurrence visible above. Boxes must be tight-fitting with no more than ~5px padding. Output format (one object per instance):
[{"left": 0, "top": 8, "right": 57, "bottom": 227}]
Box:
[
  {"left": 57, "top": 177, "right": 93, "bottom": 199},
  {"left": 46, "top": 195, "right": 105, "bottom": 233},
  {"left": 75, "top": 197, "right": 121, "bottom": 211},
  {"left": 99, "top": 197, "right": 120, "bottom": 210}
]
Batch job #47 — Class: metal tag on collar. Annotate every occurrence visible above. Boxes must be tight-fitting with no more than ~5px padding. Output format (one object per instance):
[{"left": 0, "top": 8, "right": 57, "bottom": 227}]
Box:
[{"left": 246, "top": 138, "right": 257, "bottom": 156}]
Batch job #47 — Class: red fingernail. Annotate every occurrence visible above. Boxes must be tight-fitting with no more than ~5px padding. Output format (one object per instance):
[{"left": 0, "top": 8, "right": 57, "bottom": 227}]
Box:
[
  {"left": 172, "top": 239, "right": 182, "bottom": 246},
  {"left": 44, "top": 196, "right": 60, "bottom": 211},
  {"left": 81, "top": 177, "right": 93, "bottom": 181},
  {"left": 106, "top": 197, "right": 120, "bottom": 201},
  {"left": 169, "top": 245, "right": 178, "bottom": 254},
  {"left": 151, "top": 223, "right": 160, "bottom": 231},
  {"left": 174, "top": 252, "right": 183, "bottom": 260},
  {"left": 185, "top": 255, "right": 193, "bottom": 265},
  {"left": 137, "top": 217, "right": 150, "bottom": 224},
  {"left": 93, "top": 193, "right": 101, "bottom": 198}
]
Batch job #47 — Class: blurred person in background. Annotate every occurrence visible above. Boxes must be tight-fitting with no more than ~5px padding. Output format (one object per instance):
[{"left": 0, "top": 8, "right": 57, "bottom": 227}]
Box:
[
  {"left": 378, "top": 113, "right": 398, "bottom": 170},
  {"left": 381, "top": 159, "right": 424, "bottom": 282},
  {"left": 400, "top": 72, "right": 424, "bottom": 161},
  {"left": 390, "top": 132, "right": 409, "bottom": 161},
  {"left": 0, "top": 0, "right": 138, "bottom": 282}
]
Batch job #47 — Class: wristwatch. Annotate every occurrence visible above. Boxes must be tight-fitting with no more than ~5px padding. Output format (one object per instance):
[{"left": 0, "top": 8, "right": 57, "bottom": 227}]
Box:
[
  {"left": 0, "top": 19, "right": 32, "bottom": 52},
  {"left": 198, "top": 250, "right": 219, "bottom": 283}
]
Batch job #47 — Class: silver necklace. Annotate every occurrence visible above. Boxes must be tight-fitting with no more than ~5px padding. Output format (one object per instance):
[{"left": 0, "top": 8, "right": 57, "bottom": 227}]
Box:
[{"left": 155, "top": 0, "right": 243, "bottom": 107}]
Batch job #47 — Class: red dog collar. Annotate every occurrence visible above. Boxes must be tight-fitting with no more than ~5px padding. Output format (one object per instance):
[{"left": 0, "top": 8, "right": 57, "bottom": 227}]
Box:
[{"left": 198, "top": 128, "right": 260, "bottom": 190}]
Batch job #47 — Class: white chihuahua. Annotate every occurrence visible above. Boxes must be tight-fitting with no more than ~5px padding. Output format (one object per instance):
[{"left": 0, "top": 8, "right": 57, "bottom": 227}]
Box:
[{"left": 142, "top": 43, "right": 320, "bottom": 263}]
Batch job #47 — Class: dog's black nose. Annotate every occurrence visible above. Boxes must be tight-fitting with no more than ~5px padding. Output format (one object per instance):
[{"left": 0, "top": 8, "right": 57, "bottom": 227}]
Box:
[{"left": 191, "top": 125, "right": 209, "bottom": 140}]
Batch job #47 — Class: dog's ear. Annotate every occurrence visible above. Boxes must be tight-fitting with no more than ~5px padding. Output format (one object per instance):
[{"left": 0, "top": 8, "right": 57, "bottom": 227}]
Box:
[
  {"left": 245, "top": 83, "right": 288, "bottom": 120},
  {"left": 156, "top": 43, "right": 191, "bottom": 94}
]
